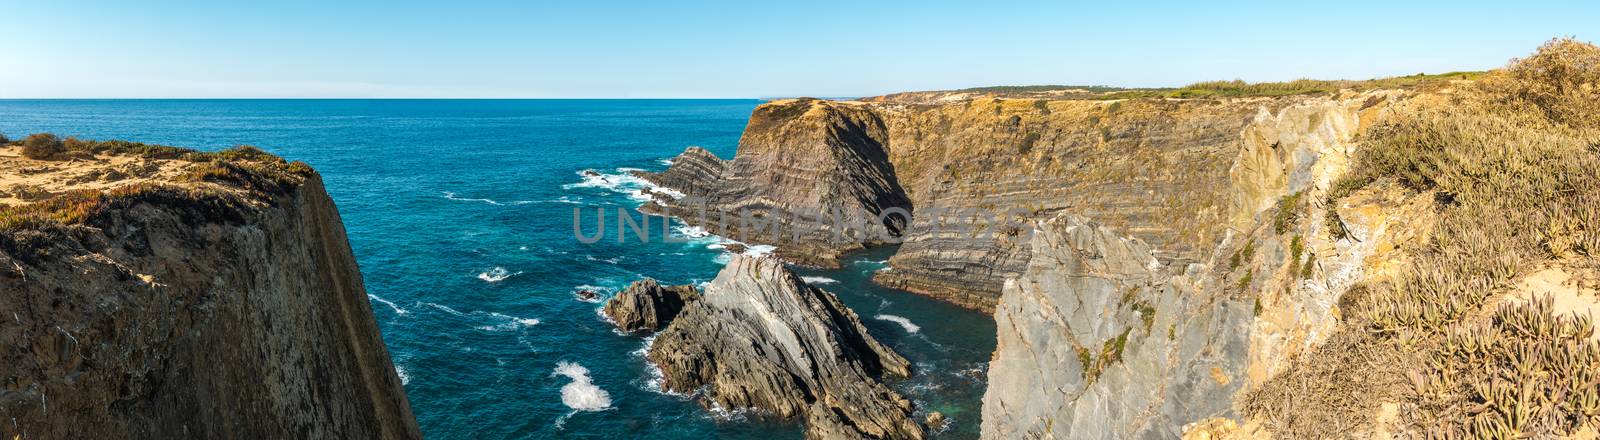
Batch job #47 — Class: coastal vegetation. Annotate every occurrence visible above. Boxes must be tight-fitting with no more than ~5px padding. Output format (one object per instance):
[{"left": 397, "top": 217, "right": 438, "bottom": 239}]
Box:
[
  {"left": 1248, "top": 37, "right": 1600, "bottom": 438},
  {"left": 21, "top": 133, "right": 65, "bottom": 160},
  {"left": 1, "top": 138, "right": 313, "bottom": 233}
]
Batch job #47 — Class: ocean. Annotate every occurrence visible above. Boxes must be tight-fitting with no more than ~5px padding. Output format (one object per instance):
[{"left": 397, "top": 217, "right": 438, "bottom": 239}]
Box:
[{"left": 0, "top": 99, "right": 996, "bottom": 439}]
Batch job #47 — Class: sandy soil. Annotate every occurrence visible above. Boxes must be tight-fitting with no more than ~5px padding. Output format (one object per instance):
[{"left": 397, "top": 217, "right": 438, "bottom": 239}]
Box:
[{"left": 0, "top": 146, "right": 197, "bottom": 206}]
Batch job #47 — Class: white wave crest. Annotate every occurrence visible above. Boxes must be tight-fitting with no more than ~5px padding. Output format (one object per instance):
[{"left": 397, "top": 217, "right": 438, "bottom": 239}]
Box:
[
  {"left": 476, "top": 312, "right": 541, "bottom": 331},
  {"left": 424, "top": 302, "right": 466, "bottom": 316},
  {"left": 552, "top": 362, "right": 613, "bottom": 411},
  {"left": 395, "top": 364, "right": 411, "bottom": 385},
  {"left": 442, "top": 191, "right": 536, "bottom": 206},
  {"left": 800, "top": 276, "right": 838, "bottom": 285},
  {"left": 477, "top": 267, "right": 521, "bottom": 283},
  {"left": 658, "top": 158, "right": 675, "bottom": 166},
  {"left": 564, "top": 168, "right": 683, "bottom": 204},
  {"left": 368, "top": 294, "right": 410, "bottom": 315},
  {"left": 424, "top": 302, "right": 539, "bottom": 331},
  {"left": 742, "top": 244, "right": 776, "bottom": 256},
  {"left": 874, "top": 314, "right": 921, "bottom": 333}
]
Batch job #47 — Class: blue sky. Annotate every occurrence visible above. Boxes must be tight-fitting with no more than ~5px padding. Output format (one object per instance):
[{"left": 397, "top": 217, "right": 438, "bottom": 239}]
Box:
[{"left": 1, "top": 0, "right": 1594, "bottom": 98}]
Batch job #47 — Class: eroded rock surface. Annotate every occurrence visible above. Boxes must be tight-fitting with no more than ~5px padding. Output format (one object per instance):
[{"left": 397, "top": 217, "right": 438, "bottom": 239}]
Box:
[
  {"left": 639, "top": 99, "right": 913, "bottom": 268},
  {"left": 647, "top": 255, "right": 922, "bottom": 439},
  {"left": 602, "top": 278, "right": 700, "bottom": 333},
  {"left": 981, "top": 214, "right": 1251, "bottom": 439},
  {"left": 0, "top": 146, "right": 419, "bottom": 439}
]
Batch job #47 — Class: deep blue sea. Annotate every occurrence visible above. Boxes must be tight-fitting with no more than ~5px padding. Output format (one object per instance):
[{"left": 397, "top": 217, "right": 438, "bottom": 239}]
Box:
[{"left": 0, "top": 100, "right": 996, "bottom": 439}]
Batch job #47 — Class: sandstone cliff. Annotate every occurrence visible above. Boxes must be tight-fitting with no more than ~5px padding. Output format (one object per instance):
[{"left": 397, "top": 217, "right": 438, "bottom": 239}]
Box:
[
  {"left": 980, "top": 40, "right": 1600, "bottom": 439},
  {"left": 640, "top": 98, "right": 913, "bottom": 268},
  {"left": 974, "top": 91, "right": 1419, "bottom": 439},
  {"left": 0, "top": 143, "right": 419, "bottom": 439},
  {"left": 645, "top": 255, "right": 923, "bottom": 439}
]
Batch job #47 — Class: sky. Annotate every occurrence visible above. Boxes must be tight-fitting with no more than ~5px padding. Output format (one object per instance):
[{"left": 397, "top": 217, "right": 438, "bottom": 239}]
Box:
[{"left": 1, "top": 0, "right": 1595, "bottom": 98}]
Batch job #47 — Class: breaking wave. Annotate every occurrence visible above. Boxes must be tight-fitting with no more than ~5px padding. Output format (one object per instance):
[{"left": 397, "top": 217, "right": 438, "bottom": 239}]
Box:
[
  {"left": 477, "top": 267, "right": 521, "bottom": 283},
  {"left": 368, "top": 294, "right": 410, "bottom": 315},
  {"left": 553, "top": 362, "right": 613, "bottom": 411},
  {"left": 874, "top": 314, "right": 921, "bottom": 333},
  {"left": 800, "top": 276, "right": 838, "bottom": 285}
]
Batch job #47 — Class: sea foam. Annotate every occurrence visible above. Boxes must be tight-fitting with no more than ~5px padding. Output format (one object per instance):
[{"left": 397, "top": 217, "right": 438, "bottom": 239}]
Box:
[
  {"left": 368, "top": 294, "right": 410, "bottom": 315},
  {"left": 477, "top": 267, "right": 521, "bottom": 283},
  {"left": 800, "top": 276, "right": 839, "bottom": 285},
  {"left": 874, "top": 314, "right": 921, "bottom": 333},
  {"left": 552, "top": 362, "right": 612, "bottom": 411}
]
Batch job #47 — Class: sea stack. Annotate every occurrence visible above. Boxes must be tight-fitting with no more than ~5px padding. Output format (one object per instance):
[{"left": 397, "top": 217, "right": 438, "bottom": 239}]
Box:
[
  {"left": 645, "top": 255, "right": 923, "bottom": 439},
  {"left": 0, "top": 144, "right": 419, "bottom": 439}
]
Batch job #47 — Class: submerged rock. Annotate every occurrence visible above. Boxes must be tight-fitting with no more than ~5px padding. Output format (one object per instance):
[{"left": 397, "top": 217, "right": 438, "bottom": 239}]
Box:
[
  {"left": 602, "top": 278, "right": 700, "bottom": 332},
  {"left": 924, "top": 411, "right": 949, "bottom": 433},
  {"left": 647, "top": 255, "right": 922, "bottom": 439}
]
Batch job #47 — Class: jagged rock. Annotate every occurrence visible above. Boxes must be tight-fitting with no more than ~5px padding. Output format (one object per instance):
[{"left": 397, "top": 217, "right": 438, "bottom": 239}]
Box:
[
  {"left": 925, "top": 412, "right": 948, "bottom": 432},
  {"left": 721, "top": 242, "right": 747, "bottom": 254},
  {"left": 981, "top": 214, "right": 1251, "bottom": 440},
  {"left": 0, "top": 146, "right": 419, "bottom": 439},
  {"left": 641, "top": 93, "right": 1397, "bottom": 310},
  {"left": 602, "top": 278, "right": 700, "bottom": 332},
  {"left": 575, "top": 289, "right": 599, "bottom": 301},
  {"left": 647, "top": 255, "right": 922, "bottom": 439},
  {"left": 638, "top": 99, "right": 913, "bottom": 268}
]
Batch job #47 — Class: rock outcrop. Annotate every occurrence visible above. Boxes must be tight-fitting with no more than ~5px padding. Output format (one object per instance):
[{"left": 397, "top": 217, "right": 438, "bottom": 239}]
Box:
[
  {"left": 646, "top": 255, "right": 922, "bottom": 439},
  {"left": 643, "top": 96, "right": 1326, "bottom": 310},
  {"left": 639, "top": 98, "right": 913, "bottom": 268},
  {"left": 0, "top": 144, "right": 419, "bottom": 439},
  {"left": 602, "top": 278, "right": 700, "bottom": 333},
  {"left": 981, "top": 214, "right": 1252, "bottom": 439}
]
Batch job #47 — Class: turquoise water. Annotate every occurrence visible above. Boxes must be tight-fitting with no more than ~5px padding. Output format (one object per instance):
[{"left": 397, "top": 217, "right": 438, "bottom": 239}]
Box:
[{"left": 0, "top": 100, "right": 996, "bottom": 439}]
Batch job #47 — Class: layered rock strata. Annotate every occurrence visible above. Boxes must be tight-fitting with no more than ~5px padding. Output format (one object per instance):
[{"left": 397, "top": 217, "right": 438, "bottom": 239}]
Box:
[
  {"left": 645, "top": 255, "right": 923, "bottom": 439},
  {"left": 0, "top": 145, "right": 419, "bottom": 439},
  {"left": 978, "top": 93, "right": 1418, "bottom": 439},
  {"left": 639, "top": 98, "right": 913, "bottom": 268},
  {"left": 602, "top": 278, "right": 700, "bottom": 333}
]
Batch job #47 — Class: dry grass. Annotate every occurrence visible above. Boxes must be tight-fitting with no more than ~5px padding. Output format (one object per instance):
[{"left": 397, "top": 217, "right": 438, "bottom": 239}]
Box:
[
  {"left": 1, "top": 140, "right": 312, "bottom": 233},
  {"left": 1097, "top": 72, "right": 1484, "bottom": 100},
  {"left": 1250, "top": 37, "right": 1600, "bottom": 437}
]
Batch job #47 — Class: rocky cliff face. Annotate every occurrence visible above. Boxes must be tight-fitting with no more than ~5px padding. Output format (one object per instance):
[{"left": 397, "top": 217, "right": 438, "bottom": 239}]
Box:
[
  {"left": 871, "top": 98, "right": 1268, "bottom": 310},
  {"left": 0, "top": 145, "right": 419, "bottom": 439},
  {"left": 977, "top": 93, "right": 1410, "bottom": 439},
  {"left": 982, "top": 214, "right": 1252, "bottom": 439},
  {"left": 643, "top": 96, "right": 1321, "bottom": 310},
  {"left": 640, "top": 98, "right": 913, "bottom": 268},
  {"left": 646, "top": 255, "right": 923, "bottom": 439}
]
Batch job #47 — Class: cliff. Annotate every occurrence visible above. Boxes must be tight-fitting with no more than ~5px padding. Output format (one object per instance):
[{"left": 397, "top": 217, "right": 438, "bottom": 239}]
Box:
[
  {"left": 645, "top": 255, "right": 923, "bottom": 439},
  {"left": 0, "top": 143, "right": 419, "bottom": 439},
  {"left": 641, "top": 98, "right": 913, "bottom": 268},
  {"left": 637, "top": 38, "right": 1600, "bottom": 439},
  {"left": 981, "top": 39, "right": 1600, "bottom": 439}
]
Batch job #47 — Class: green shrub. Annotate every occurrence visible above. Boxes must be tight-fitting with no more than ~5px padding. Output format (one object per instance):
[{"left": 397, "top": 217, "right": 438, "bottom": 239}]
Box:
[
  {"left": 1273, "top": 192, "right": 1305, "bottom": 235},
  {"left": 21, "top": 133, "right": 65, "bottom": 160}
]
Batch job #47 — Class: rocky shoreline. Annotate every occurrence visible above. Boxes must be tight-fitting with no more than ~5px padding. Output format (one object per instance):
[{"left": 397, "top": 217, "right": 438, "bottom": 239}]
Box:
[
  {"left": 605, "top": 255, "right": 925, "bottom": 439},
  {"left": 623, "top": 42, "right": 1600, "bottom": 438}
]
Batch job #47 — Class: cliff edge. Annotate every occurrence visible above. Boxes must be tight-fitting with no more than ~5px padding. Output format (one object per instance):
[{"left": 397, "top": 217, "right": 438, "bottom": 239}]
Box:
[{"left": 0, "top": 141, "right": 420, "bottom": 439}]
